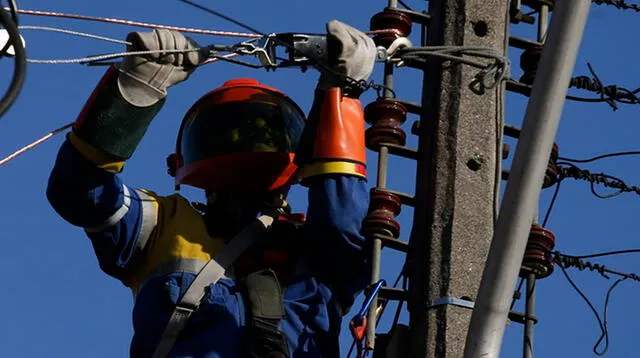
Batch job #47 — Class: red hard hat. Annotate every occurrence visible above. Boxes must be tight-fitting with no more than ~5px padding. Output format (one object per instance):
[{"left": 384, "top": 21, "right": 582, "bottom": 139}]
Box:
[{"left": 168, "top": 78, "right": 307, "bottom": 192}]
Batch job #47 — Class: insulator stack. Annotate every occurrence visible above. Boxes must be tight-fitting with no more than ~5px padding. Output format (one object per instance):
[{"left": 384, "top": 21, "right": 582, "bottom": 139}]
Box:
[
  {"left": 543, "top": 143, "right": 559, "bottom": 188},
  {"left": 365, "top": 98, "right": 409, "bottom": 150},
  {"left": 369, "top": 9, "right": 412, "bottom": 47},
  {"left": 363, "top": 189, "right": 403, "bottom": 238},
  {"left": 520, "top": 224, "right": 556, "bottom": 279},
  {"left": 519, "top": 45, "right": 544, "bottom": 85}
]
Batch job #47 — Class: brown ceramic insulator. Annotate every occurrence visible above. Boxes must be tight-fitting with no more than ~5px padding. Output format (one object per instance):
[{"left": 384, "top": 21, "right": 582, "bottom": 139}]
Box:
[
  {"left": 519, "top": 45, "right": 544, "bottom": 85},
  {"left": 369, "top": 9, "right": 412, "bottom": 48},
  {"left": 363, "top": 188, "right": 403, "bottom": 238},
  {"left": 366, "top": 126, "right": 407, "bottom": 151},
  {"left": 520, "top": 224, "right": 556, "bottom": 279},
  {"left": 543, "top": 143, "right": 559, "bottom": 188},
  {"left": 364, "top": 99, "right": 408, "bottom": 150}
]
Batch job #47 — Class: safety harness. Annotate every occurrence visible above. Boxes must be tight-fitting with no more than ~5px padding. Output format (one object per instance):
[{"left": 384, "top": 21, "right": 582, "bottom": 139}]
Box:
[{"left": 151, "top": 214, "right": 290, "bottom": 358}]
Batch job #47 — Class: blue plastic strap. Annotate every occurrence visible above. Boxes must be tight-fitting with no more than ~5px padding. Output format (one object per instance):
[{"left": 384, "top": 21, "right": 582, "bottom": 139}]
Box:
[{"left": 427, "top": 296, "right": 475, "bottom": 310}]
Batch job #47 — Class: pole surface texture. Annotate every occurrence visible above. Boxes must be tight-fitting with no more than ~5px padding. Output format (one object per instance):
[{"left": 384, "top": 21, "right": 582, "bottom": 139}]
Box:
[{"left": 407, "top": 0, "right": 508, "bottom": 356}]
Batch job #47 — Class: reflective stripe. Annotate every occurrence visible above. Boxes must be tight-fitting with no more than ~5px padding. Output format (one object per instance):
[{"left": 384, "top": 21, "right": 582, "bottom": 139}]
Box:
[
  {"left": 84, "top": 185, "right": 131, "bottom": 233},
  {"left": 132, "top": 259, "right": 236, "bottom": 300},
  {"left": 132, "top": 258, "right": 206, "bottom": 299},
  {"left": 148, "top": 258, "right": 205, "bottom": 277},
  {"left": 134, "top": 189, "right": 158, "bottom": 254}
]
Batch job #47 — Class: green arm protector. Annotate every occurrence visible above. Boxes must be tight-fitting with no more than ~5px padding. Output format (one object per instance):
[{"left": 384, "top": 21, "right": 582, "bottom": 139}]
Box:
[{"left": 73, "top": 66, "right": 166, "bottom": 160}]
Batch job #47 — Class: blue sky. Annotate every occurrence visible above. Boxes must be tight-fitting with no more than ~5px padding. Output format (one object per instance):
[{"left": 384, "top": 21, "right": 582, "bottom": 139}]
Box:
[{"left": 0, "top": 1, "right": 638, "bottom": 357}]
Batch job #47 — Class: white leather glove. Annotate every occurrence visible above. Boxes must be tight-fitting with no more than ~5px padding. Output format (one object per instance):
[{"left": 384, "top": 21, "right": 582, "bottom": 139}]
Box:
[
  {"left": 316, "top": 20, "right": 377, "bottom": 96},
  {"left": 117, "top": 29, "right": 204, "bottom": 107}
]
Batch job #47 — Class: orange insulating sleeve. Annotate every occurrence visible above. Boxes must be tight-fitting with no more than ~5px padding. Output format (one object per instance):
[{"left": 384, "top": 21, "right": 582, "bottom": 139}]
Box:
[{"left": 312, "top": 87, "right": 366, "bottom": 165}]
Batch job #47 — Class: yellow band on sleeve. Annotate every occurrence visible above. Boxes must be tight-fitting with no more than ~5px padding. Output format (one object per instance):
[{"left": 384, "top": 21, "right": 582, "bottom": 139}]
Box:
[
  {"left": 298, "top": 161, "right": 366, "bottom": 180},
  {"left": 69, "top": 132, "right": 125, "bottom": 173}
]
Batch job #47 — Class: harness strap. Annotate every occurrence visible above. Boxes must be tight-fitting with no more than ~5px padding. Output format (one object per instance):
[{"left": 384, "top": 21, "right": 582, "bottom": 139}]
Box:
[
  {"left": 151, "top": 215, "right": 275, "bottom": 358},
  {"left": 243, "top": 269, "right": 289, "bottom": 358}
]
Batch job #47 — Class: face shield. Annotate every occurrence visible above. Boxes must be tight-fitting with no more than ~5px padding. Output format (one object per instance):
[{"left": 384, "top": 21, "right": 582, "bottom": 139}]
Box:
[{"left": 170, "top": 79, "right": 306, "bottom": 192}]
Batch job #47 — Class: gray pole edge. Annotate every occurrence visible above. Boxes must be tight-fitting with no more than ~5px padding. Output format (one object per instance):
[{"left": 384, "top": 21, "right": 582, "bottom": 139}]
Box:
[{"left": 463, "top": 1, "right": 592, "bottom": 357}]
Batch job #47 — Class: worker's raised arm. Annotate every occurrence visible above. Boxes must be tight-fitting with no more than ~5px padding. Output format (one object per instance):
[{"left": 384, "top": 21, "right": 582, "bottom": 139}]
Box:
[
  {"left": 46, "top": 30, "right": 203, "bottom": 283},
  {"left": 294, "top": 20, "right": 377, "bottom": 310}
]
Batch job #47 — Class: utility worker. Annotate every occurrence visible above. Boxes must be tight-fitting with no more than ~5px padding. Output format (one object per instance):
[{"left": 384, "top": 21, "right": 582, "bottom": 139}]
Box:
[{"left": 47, "top": 19, "right": 376, "bottom": 358}]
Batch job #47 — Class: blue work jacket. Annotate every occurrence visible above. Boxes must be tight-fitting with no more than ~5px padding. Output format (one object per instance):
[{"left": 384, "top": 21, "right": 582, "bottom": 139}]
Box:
[{"left": 46, "top": 138, "right": 371, "bottom": 357}]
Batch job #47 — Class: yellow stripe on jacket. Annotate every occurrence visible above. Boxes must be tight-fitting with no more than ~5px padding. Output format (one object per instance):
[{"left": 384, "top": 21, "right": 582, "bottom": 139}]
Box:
[{"left": 126, "top": 190, "right": 227, "bottom": 291}]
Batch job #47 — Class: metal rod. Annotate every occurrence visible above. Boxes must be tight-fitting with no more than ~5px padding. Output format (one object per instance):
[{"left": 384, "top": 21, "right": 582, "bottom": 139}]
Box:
[
  {"left": 383, "top": 63, "right": 395, "bottom": 99},
  {"left": 366, "top": 145, "right": 389, "bottom": 349},
  {"left": 523, "top": 273, "right": 536, "bottom": 358},
  {"left": 365, "top": 16, "right": 395, "bottom": 345},
  {"left": 463, "top": 1, "right": 591, "bottom": 357},
  {"left": 389, "top": 0, "right": 398, "bottom": 8},
  {"left": 366, "top": 237, "right": 383, "bottom": 349},
  {"left": 538, "top": 5, "right": 549, "bottom": 43},
  {"left": 377, "top": 146, "right": 390, "bottom": 188}
]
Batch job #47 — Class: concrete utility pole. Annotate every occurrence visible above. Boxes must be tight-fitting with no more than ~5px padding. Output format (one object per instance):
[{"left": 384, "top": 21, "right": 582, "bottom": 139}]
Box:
[{"left": 407, "top": 0, "right": 509, "bottom": 357}]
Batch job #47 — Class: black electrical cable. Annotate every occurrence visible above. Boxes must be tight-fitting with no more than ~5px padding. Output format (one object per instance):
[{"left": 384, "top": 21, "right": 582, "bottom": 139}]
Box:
[
  {"left": 397, "top": 0, "right": 413, "bottom": 10},
  {"left": 542, "top": 178, "right": 563, "bottom": 227},
  {"left": 556, "top": 263, "right": 608, "bottom": 355},
  {"left": 556, "top": 161, "right": 640, "bottom": 199},
  {"left": 6, "top": 0, "right": 18, "bottom": 25},
  {"left": 592, "top": 0, "right": 640, "bottom": 12},
  {"left": 0, "top": 1, "right": 16, "bottom": 56},
  {"left": 562, "top": 248, "right": 640, "bottom": 260},
  {"left": 0, "top": 5, "right": 25, "bottom": 119},
  {"left": 556, "top": 263, "right": 629, "bottom": 356},
  {"left": 559, "top": 151, "right": 640, "bottom": 164}
]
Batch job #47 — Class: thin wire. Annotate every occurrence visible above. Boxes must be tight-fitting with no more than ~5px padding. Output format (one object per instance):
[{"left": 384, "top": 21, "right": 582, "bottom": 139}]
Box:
[
  {"left": 542, "top": 178, "right": 562, "bottom": 227},
  {"left": 556, "top": 260, "right": 630, "bottom": 356},
  {"left": 0, "top": 122, "right": 73, "bottom": 166},
  {"left": 398, "top": 46, "right": 510, "bottom": 90},
  {"left": 206, "top": 53, "right": 263, "bottom": 68},
  {"left": 25, "top": 48, "right": 203, "bottom": 64},
  {"left": 567, "top": 63, "right": 640, "bottom": 110},
  {"left": 561, "top": 249, "right": 640, "bottom": 260},
  {"left": 178, "top": 0, "right": 265, "bottom": 36},
  {"left": 397, "top": 0, "right": 414, "bottom": 10},
  {"left": 559, "top": 151, "right": 640, "bottom": 163},
  {"left": 597, "top": 277, "right": 627, "bottom": 355},
  {"left": 556, "top": 263, "right": 609, "bottom": 356},
  {"left": 177, "top": 0, "right": 395, "bottom": 96},
  {"left": 557, "top": 161, "right": 640, "bottom": 199},
  {"left": 5, "top": 7, "right": 263, "bottom": 38},
  {"left": 178, "top": 0, "right": 398, "bottom": 38},
  {"left": 18, "top": 25, "right": 132, "bottom": 45},
  {"left": 592, "top": 0, "right": 640, "bottom": 12},
  {"left": 201, "top": 52, "right": 240, "bottom": 65}
]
